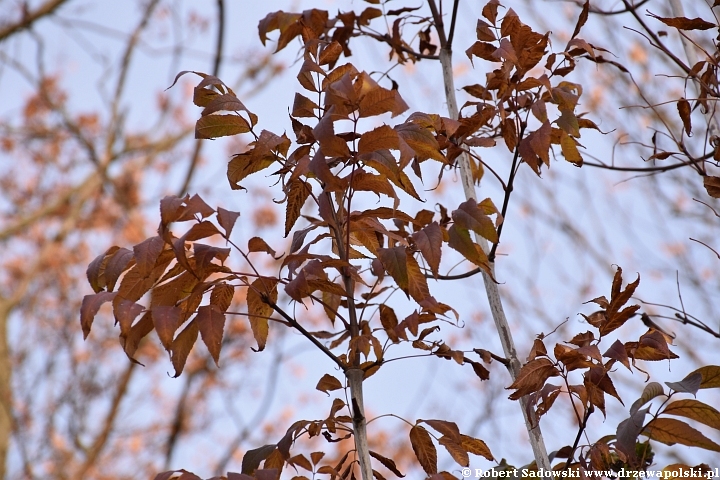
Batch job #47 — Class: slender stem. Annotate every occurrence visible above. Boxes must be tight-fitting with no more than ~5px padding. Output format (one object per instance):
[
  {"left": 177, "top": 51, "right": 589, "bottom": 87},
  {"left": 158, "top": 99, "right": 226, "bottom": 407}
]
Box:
[
  {"left": 327, "top": 186, "right": 373, "bottom": 480},
  {"left": 564, "top": 404, "right": 593, "bottom": 469},
  {"left": 177, "top": 0, "right": 225, "bottom": 196},
  {"left": 488, "top": 122, "right": 525, "bottom": 263},
  {"left": 446, "top": 0, "right": 460, "bottom": 49},
  {"left": 262, "top": 298, "right": 345, "bottom": 371}
]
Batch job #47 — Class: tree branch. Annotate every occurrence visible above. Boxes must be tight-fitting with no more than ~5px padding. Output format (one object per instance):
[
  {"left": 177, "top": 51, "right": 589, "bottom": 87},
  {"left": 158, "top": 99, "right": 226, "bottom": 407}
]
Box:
[
  {"left": 0, "top": 0, "right": 69, "bottom": 42},
  {"left": 178, "top": 0, "right": 225, "bottom": 196},
  {"left": 427, "top": 0, "right": 552, "bottom": 470},
  {"left": 263, "top": 298, "right": 345, "bottom": 371}
]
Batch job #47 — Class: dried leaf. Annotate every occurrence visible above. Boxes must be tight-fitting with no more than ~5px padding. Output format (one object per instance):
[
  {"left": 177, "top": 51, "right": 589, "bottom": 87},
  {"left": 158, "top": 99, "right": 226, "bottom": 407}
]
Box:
[
  {"left": 197, "top": 305, "right": 226, "bottom": 366},
  {"left": 643, "top": 417, "right": 720, "bottom": 451},
  {"left": 152, "top": 305, "right": 182, "bottom": 351},
  {"left": 687, "top": 365, "right": 720, "bottom": 389},
  {"left": 195, "top": 114, "right": 251, "bottom": 139},
  {"left": 677, "top": 98, "right": 692, "bottom": 136},
  {"left": 650, "top": 14, "right": 716, "bottom": 31},
  {"left": 570, "top": 1, "right": 589, "bottom": 40},
  {"left": 358, "top": 125, "right": 400, "bottom": 154},
  {"left": 703, "top": 176, "right": 720, "bottom": 198},
  {"left": 447, "top": 225, "right": 490, "bottom": 273},
  {"left": 411, "top": 223, "right": 442, "bottom": 278},
  {"left": 438, "top": 436, "right": 469, "bottom": 467},
  {"left": 409, "top": 425, "right": 437, "bottom": 475},
  {"left": 247, "top": 277, "right": 279, "bottom": 351},
  {"left": 170, "top": 319, "right": 199, "bottom": 377},
  {"left": 630, "top": 382, "right": 665, "bottom": 416},
  {"left": 285, "top": 180, "right": 311, "bottom": 236},
  {"left": 369, "top": 451, "right": 405, "bottom": 478},
  {"left": 662, "top": 399, "right": 720, "bottom": 430},
  {"left": 216, "top": 207, "right": 240, "bottom": 238},
  {"left": 460, "top": 434, "right": 493, "bottom": 461},
  {"left": 316, "top": 373, "right": 343, "bottom": 394},
  {"left": 242, "top": 444, "right": 277, "bottom": 475},
  {"left": 80, "top": 292, "right": 117, "bottom": 339},
  {"left": 508, "top": 358, "right": 560, "bottom": 400},
  {"left": 292, "top": 93, "right": 319, "bottom": 118},
  {"left": 248, "top": 237, "right": 278, "bottom": 257}
]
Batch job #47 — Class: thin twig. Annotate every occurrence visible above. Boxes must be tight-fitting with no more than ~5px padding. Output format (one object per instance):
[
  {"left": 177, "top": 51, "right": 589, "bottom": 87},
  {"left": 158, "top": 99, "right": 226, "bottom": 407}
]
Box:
[
  {"left": 0, "top": 0, "right": 69, "bottom": 42},
  {"left": 178, "top": 0, "right": 225, "bottom": 196},
  {"left": 488, "top": 122, "right": 526, "bottom": 263}
]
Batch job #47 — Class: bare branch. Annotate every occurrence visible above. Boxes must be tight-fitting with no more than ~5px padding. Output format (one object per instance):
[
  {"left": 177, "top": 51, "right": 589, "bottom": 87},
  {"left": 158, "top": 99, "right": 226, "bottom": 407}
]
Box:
[{"left": 0, "top": 0, "right": 69, "bottom": 42}]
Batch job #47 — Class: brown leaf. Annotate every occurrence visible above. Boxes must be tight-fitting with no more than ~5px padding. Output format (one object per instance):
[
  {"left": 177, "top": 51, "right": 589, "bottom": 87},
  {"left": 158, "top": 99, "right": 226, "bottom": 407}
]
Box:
[
  {"left": 703, "top": 176, "right": 720, "bottom": 198},
  {"left": 248, "top": 237, "right": 278, "bottom": 257},
  {"left": 242, "top": 444, "right": 277, "bottom": 475},
  {"left": 285, "top": 179, "right": 311, "bottom": 236},
  {"left": 586, "top": 366, "right": 623, "bottom": 405},
  {"left": 288, "top": 454, "right": 313, "bottom": 472},
  {"left": 312, "top": 109, "right": 351, "bottom": 158},
  {"left": 662, "top": 399, "right": 720, "bottom": 430},
  {"left": 292, "top": 93, "right": 319, "bottom": 118},
  {"left": 395, "top": 121, "right": 445, "bottom": 166},
  {"left": 350, "top": 171, "right": 396, "bottom": 200},
  {"left": 687, "top": 365, "right": 720, "bottom": 389},
  {"left": 481, "top": 0, "right": 499, "bottom": 24},
  {"left": 405, "top": 251, "right": 430, "bottom": 302},
  {"left": 409, "top": 425, "right": 437, "bottom": 475},
  {"left": 411, "top": 223, "right": 442, "bottom": 278},
  {"left": 113, "top": 298, "right": 145, "bottom": 338},
  {"left": 154, "top": 470, "right": 203, "bottom": 480},
  {"left": 152, "top": 305, "right": 182, "bottom": 351},
  {"left": 358, "top": 125, "right": 400, "bottom": 154},
  {"left": 368, "top": 451, "right": 405, "bottom": 478},
  {"left": 358, "top": 83, "right": 409, "bottom": 118},
  {"left": 217, "top": 207, "right": 240, "bottom": 238},
  {"left": 627, "top": 329, "right": 679, "bottom": 361},
  {"left": 470, "top": 360, "right": 490, "bottom": 381},
  {"left": 452, "top": 199, "right": 498, "bottom": 243},
  {"left": 201, "top": 93, "right": 252, "bottom": 117},
  {"left": 195, "top": 114, "right": 251, "bottom": 139},
  {"left": 80, "top": 292, "right": 117, "bottom": 339},
  {"left": 227, "top": 130, "right": 289, "bottom": 190},
  {"left": 643, "top": 417, "right": 720, "bottom": 451},
  {"left": 465, "top": 41, "right": 498, "bottom": 63},
  {"left": 570, "top": 1, "right": 589, "bottom": 40},
  {"left": 378, "top": 247, "right": 409, "bottom": 295},
  {"left": 380, "top": 305, "right": 400, "bottom": 343},
  {"left": 197, "top": 305, "right": 226, "bottom": 366},
  {"left": 560, "top": 131, "right": 583, "bottom": 165},
  {"left": 508, "top": 358, "right": 560, "bottom": 400},
  {"left": 319, "top": 41, "right": 343, "bottom": 66},
  {"left": 133, "top": 236, "right": 165, "bottom": 277},
  {"left": 210, "top": 282, "right": 235, "bottom": 312},
  {"left": 456, "top": 437, "right": 490, "bottom": 464},
  {"left": 104, "top": 248, "right": 134, "bottom": 292},
  {"left": 447, "top": 225, "right": 490, "bottom": 273},
  {"left": 630, "top": 382, "right": 664, "bottom": 415},
  {"left": 247, "top": 277, "right": 279, "bottom": 351},
  {"left": 603, "top": 339, "right": 631, "bottom": 371},
  {"left": 438, "top": 436, "right": 469, "bottom": 467},
  {"left": 316, "top": 373, "right": 343, "bottom": 394},
  {"left": 651, "top": 14, "right": 716, "bottom": 31},
  {"left": 677, "top": 98, "right": 692, "bottom": 136},
  {"left": 170, "top": 319, "right": 199, "bottom": 377}
]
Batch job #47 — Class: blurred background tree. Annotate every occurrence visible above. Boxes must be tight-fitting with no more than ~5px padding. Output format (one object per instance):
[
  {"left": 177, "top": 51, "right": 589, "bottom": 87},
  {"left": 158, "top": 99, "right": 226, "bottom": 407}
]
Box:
[{"left": 1, "top": 0, "right": 719, "bottom": 478}]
